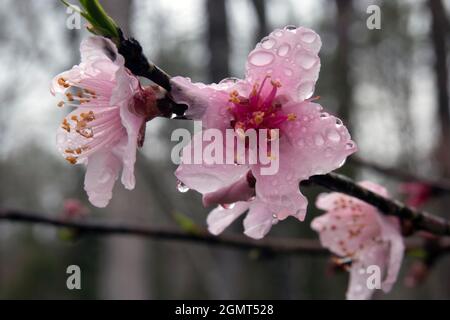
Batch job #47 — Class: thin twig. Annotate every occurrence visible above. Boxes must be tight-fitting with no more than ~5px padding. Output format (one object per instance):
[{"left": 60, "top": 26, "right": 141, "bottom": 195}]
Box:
[
  {"left": 305, "top": 173, "right": 450, "bottom": 236},
  {"left": 1, "top": 209, "right": 450, "bottom": 256},
  {"left": 350, "top": 156, "right": 450, "bottom": 194}
]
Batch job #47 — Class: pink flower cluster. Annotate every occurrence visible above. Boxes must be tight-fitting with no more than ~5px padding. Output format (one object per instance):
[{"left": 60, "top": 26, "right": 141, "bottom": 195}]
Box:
[
  {"left": 51, "top": 27, "right": 407, "bottom": 299},
  {"left": 171, "top": 26, "right": 357, "bottom": 239},
  {"left": 311, "top": 181, "right": 405, "bottom": 300}
]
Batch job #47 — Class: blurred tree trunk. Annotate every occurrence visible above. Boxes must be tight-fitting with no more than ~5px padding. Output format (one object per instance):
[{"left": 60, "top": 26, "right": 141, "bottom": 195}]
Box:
[
  {"left": 334, "top": 0, "right": 353, "bottom": 125},
  {"left": 251, "top": 0, "right": 268, "bottom": 44},
  {"left": 206, "top": 0, "right": 229, "bottom": 82},
  {"left": 428, "top": 0, "right": 450, "bottom": 175}
]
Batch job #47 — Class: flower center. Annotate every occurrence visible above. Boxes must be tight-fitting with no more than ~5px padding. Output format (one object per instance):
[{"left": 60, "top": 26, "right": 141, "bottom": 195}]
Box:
[{"left": 227, "top": 76, "right": 296, "bottom": 138}]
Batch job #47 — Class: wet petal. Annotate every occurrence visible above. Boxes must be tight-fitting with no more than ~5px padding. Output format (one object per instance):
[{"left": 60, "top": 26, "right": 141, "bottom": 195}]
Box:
[
  {"left": 84, "top": 151, "right": 122, "bottom": 207},
  {"left": 207, "top": 202, "right": 250, "bottom": 235},
  {"left": 245, "top": 26, "right": 321, "bottom": 101}
]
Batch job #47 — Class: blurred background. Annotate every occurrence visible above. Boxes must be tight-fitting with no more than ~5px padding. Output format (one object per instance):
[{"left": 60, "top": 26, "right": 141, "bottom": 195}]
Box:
[{"left": 0, "top": 0, "right": 449, "bottom": 299}]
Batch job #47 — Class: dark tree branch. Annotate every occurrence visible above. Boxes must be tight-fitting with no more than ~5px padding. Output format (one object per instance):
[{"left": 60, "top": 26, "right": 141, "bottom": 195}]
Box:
[
  {"left": 350, "top": 156, "right": 450, "bottom": 194},
  {"left": 305, "top": 173, "right": 450, "bottom": 236},
  {"left": 1, "top": 208, "right": 450, "bottom": 256}
]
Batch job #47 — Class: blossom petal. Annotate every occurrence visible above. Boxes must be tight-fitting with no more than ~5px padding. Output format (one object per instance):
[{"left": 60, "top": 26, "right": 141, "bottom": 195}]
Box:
[
  {"left": 175, "top": 132, "right": 250, "bottom": 194},
  {"left": 378, "top": 215, "right": 404, "bottom": 292},
  {"left": 170, "top": 76, "right": 244, "bottom": 129},
  {"left": 207, "top": 202, "right": 250, "bottom": 235},
  {"left": 245, "top": 26, "right": 321, "bottom": 101},
  {"left": 347, "top": 244, "right": 389, "bottom": 300},
  {"left": 202, "top": 173, "right": 255, "bottom": 207},
  {"left": 243, "top": 201, "right": 276, "bottom": 239},
  {"left": 84, "top": 151, "right": 121, "bottom": 207},
  {"left": 114, "top": 67, "right": 144, "bottom": 190},
  {"left": 280, "top": 101, "right": 357, "bottom": 177}
]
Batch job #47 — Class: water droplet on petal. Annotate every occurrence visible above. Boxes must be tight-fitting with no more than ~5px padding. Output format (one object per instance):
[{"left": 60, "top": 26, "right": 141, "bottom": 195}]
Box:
[
  {"left": 345, "top": 142, "right": 355, "bottom": 150},
  {"left": 176, "top": 180, "right": 189, "bottom": 193},
  {"left": 284, "top": 25, "right": 297, "bottom": 31},
  {"left": 301, "top": 31, "right": 317, "bottom": 43},
  {"left": 320, "top": 112, "right": 329, "bottom": 119},
  {"left": 314, "top": 134, "right": 325, "bottom": 146},
  {"left": 297, "top": 81, "right": 314, "bottom": 100},
  {"left": 248, "top": 51, "right": 275, "bottom": 67},
  {"left": 99, "top": 170, "right": 113, "bottom": 184},
  {"left": 220, "top": 203, "right": 235, "bottom": 209},
  {"left": 326, "top": 129, "right": 341, "bottom": 143},
  {"left": 296, "top": 51, "right": 317, "bottom": 69},
  {"left": 220, "top": 77, "right": 239, "bottom": 85},
  {"left": 296, "top": 139, "right": 305, "bottom": 147},
  {"left": 277, "top": 44, "right": 291, "bottom": 57},
  {"left": 335, "top": 118, "right": 343, "bottom": 127},
  {"left": 261, "top": 37, "right": 276, "bottom": 50},
  {"left": 274, "top": 29, "right": 283, "bottom": 37},
  {"left": 284, "top": 68, "right": 293, "bottom": 76}
]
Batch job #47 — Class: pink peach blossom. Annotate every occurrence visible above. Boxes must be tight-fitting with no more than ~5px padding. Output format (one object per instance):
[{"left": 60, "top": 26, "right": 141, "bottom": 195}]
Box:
[
  {"left": 52, "top": 36, "right": 159, "bottom": 207},
  {"left": 400, "top": 182, "right": 433, "bottom": 208},
  {"left": 311, "top": 181, "right": 405, "bottom": 300},
  {"left": 171, "top": 26, "right": 357, "bottom": 239}
]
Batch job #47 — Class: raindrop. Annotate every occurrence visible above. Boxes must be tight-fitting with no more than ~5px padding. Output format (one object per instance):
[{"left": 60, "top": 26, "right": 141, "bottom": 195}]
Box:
[
  {"left": 272, "top": 213, "right": 278, "bottom": 219},
  {"left": 324, "top": 147, "right": 333, "bottom": 158},
  {"left": 98, "top": 170, "right": 112, "bottom": 184},
  {"left": 314, "top": 134, "right": 325, "bottom": 146},
  {"left": 248, "top": 51, "right": 275, "bottom": 67},
  {"left": 335, "top": 118, "right": 343, "bottom": 127},
  {"left": 320, "top": 112, "right": 329, "bottom": 119},
  {"left": 345, "top": 142, "right": 355, "bottom": 150},
  {"left": 274, "top": 29, "right": 283, "bottom": 37},
  {"left": 296, "top": 139, "right": 305, "bottom": 147},
  {"left": 220, "top": 203, "right": 235, "bottom": 209},
  {"left": 220, "top": 77, "right": 239, "bottom": 84},
  {"left": 284, "top": 25, "right": 297, "bottom": 31},
  {"left": 261, "top": 37, "right": 276, "bottom": 50},
  {"left": 277, "top": 44, "right": 291, "bottom": 57},
  {"left": 284, "top": 68, "right": 293, "bottom": 76},
  {"left": 176, "top": 180, "right": 189, "bottom": 193},
  {"left": 301, "top": 31, "right": 317, "bottom": 43},
  {"left": 326, "top": 129, "right": 341, "bottom": 143},
  {"left": 296, "top": 51, "right": 317, "bottom": 69},
  {"left": 297, "top": 81, "right": 314, "bottom": 100}
]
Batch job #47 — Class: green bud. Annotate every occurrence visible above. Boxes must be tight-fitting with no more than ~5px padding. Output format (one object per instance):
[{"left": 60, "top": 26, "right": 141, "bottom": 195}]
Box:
[{"left": 61, "top": 0, "right": 120, "bottom": 41}]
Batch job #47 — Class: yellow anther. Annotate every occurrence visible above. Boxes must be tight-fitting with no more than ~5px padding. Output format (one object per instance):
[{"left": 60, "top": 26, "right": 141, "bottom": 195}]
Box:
[
  {"left": 65, "top": 156, "right": 77, "bottom": 164},
  {"left": 65, "top": 149, "right": 74, "bottom": 154},
  {"left": 66, "top": 92, "right": 74, "bottom": 101},
  {"left": 229, "top": 90, "right": 240, "bottom": 103},
  {"left": 287, "top": 113, "right": 297, "bottom": 121},
  {"left": 253, "top": 111, "right": 265, "bottom": 125},
  {"left": 71, "top": 115, "right": 78, "bottom": 121},
  {"left": 57, "top": 101, "right": 64, "bottom": 108},
  {"left": 271, "top": 80, "right": 282, "bottom": 88},
  {"left": 75, "top": 147, "right": 82, "bottom": 154}
]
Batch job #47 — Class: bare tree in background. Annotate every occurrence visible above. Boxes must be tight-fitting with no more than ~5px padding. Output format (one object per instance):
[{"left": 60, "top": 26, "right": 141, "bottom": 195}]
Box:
[
  {"left": 334, "top": 0, "right": 353, "bottom": 125},
  {"left": 206, "top": 0, "right": 229, "bottom": 82},
  {"left": 251, "top": 0, "right": 268, "bottom": 45},
  {"left": 428, "top": 0, "right": 450, "bottom": 175}
]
